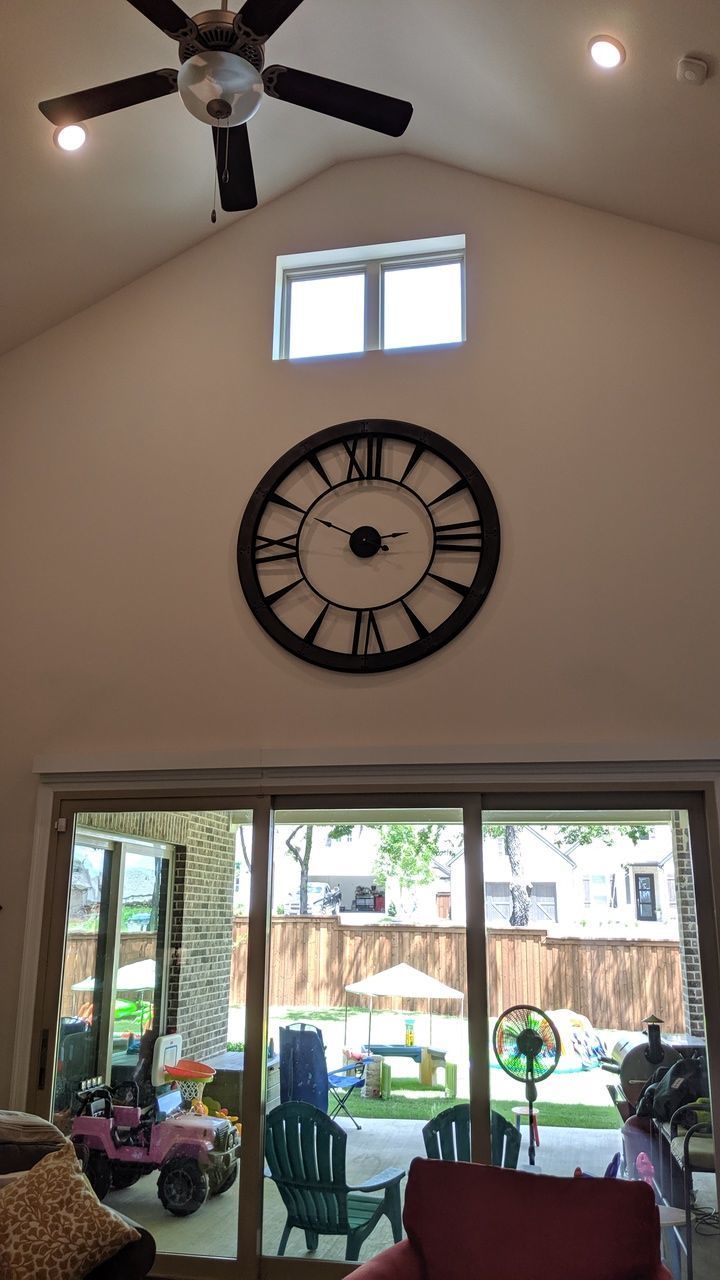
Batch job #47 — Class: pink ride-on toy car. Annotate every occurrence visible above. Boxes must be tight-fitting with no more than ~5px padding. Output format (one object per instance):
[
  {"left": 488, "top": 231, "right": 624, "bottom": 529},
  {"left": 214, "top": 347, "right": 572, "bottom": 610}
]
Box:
[{"left": 71, "top": 1082, "right": 239, "bottom": 1216}]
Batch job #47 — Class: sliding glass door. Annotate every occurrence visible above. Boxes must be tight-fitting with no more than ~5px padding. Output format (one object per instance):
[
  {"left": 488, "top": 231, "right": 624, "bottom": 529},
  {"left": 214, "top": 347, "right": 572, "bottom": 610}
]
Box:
[{"left": 29, "top": 786, "right": 720, "bottom": 1280}]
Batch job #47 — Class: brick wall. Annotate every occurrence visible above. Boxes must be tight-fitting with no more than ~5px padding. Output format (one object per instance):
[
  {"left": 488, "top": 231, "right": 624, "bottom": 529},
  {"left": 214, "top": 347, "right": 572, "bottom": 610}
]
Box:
[
  {"left": 671, "top": 810, "right": 705, "bottom": 1036},
  {"left": 77, "top": 809, "right": 236, "bottom": 1058},
  {"left": 166, "top": 812, "right": 235, "bottom": 1058}
]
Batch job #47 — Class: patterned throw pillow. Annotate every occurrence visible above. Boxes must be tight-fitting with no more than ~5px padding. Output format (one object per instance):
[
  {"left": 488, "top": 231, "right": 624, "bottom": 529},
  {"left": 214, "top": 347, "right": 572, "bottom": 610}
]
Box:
[{"left": 0, "top": 1139, "right": 140, "bottom": 1280}]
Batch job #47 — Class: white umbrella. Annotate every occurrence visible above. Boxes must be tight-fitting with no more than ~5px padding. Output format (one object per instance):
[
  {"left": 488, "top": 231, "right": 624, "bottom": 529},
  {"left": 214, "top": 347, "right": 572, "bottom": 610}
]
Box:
[
  {"left": 344, "top": 963, "right": 464, "bottom": 1047},
  {"left": 72, "top": 959, "right": 156, "bottom": 1037},
  {"left": 71, "top": 958, "right": 156, "bottom": 992}
]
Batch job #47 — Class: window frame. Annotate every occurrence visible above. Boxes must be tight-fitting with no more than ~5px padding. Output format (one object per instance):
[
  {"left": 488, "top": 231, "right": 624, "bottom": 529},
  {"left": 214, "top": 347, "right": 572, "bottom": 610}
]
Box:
[
  {"left": 275, "top": 237, "right": 466, "bottom": 361},
  {"left": 379, "top": 251, "right": 466, "bottom": 352},
  {"left": 282, "top": 264, "right": 369, "bottom": 361}
]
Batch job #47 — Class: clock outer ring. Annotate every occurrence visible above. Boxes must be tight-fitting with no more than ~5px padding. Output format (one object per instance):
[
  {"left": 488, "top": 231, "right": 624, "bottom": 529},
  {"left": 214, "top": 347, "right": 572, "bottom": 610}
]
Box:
[{"left": 237, "top": 419, "right": 501, "bottom": 673}]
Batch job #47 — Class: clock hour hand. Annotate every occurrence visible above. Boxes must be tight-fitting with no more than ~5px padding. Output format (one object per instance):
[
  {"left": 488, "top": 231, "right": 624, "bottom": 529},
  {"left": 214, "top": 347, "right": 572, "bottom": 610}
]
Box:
[{"left": 314, "top": 518, "right": 354, "bottom": 536}]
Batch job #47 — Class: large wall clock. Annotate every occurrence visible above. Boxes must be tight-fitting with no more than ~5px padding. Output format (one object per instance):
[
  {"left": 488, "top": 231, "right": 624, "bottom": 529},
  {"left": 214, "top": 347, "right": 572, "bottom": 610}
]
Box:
[{"left": 237, "top": 419, "right": 501, "bottom": 672}]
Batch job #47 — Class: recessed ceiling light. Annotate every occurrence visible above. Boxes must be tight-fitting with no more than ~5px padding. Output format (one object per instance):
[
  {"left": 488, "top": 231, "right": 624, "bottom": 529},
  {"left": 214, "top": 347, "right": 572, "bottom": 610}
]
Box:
[
  {"left": 589, "top": 36, "right": 626, "bottom": 70},
  {"left": 53, "top": 123, "right": 87, "bottom": 151}
]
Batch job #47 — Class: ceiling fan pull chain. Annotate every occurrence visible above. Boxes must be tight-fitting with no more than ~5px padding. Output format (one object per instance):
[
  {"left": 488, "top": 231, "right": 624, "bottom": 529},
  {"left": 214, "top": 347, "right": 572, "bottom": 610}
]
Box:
[
  {"left": 211, "top": 126, "right": 221, "bottom": 223},
  {"left": 223, "top": 127, "right": 230, "bottom": 184}
]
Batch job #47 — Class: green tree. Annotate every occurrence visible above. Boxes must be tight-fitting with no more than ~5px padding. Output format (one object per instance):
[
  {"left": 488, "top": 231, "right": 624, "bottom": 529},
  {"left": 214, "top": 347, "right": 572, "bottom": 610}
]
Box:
[
  {"left": 284, "top": 823, "right": 353, "bottom": 913},
  {"left": 373, "top": 824, "right": 459, "bottom": 894}
]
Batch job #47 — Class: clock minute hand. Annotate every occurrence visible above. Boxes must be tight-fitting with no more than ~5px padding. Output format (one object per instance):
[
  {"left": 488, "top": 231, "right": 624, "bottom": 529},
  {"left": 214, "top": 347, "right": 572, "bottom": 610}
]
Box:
[
  {"left": 379, "top": 531, "right": 409, "bottom": 539},
  {"left": 314, "top": 518, "right": 354, "bottom": 536}
]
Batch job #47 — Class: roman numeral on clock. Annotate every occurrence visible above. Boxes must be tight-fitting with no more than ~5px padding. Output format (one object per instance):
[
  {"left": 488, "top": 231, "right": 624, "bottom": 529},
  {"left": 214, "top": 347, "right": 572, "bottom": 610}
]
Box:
[
  {"left": 344, "top": 437, "right": 365, "bottom": 481},
  {"left": 343, "top": 435, "right": 384, "bottom": 482},
  {"left": 352, "top": 609, "right": 385, "bottom": 655},
  {"left": 366, "top": 434, "right": 384, "bottom": 479},
  {"left": 435, "top": 519, "right": 483, "bottom": 553},
  {"left": 255, "top": 532, "right": 299, "bottom": 564}
]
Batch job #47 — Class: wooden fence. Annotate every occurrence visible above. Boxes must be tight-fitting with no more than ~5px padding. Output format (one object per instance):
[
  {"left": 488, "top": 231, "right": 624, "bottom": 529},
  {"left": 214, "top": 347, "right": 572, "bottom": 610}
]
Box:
[
  {"left": 61, "top": 932, "right": 157, "bottom": 1017},
  {"left": 63, "top": 919, "right": 687, "bottom": 1032},
  {"left": 232, "top": 918, "right": 686, "bottom": 1031}
]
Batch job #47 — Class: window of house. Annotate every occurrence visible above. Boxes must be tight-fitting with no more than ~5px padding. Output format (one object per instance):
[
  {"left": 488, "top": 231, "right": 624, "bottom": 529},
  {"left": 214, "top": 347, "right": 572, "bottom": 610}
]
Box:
[{"left": 274, "top": 235, "right": 465, "bottom": 360}]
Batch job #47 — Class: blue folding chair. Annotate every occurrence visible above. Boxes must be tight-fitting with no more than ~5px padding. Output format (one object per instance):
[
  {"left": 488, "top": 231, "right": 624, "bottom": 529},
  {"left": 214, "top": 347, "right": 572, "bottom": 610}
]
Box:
[{"left": 328, "top": 1061, "right": 366, "bottom": 1130}]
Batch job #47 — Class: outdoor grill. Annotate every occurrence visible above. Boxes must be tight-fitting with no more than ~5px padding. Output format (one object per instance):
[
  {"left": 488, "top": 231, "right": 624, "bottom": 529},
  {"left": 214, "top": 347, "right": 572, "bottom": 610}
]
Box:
[
  {"left": 602, "top": 1020, "right": 706, "bottom": 1107},
  {"left": 603, "top": 1031, "right": 681, "bottom": 1106}
]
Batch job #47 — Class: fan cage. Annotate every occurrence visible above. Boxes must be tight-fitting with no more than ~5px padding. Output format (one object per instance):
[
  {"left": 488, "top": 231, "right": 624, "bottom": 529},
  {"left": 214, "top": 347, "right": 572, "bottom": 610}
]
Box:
[{"left": 493, "top": 1004, "right": 561, "bottom": 1083}]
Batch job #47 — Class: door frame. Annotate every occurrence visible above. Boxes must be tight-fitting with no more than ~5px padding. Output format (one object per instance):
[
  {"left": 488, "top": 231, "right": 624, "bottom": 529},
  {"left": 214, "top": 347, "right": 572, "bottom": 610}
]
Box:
[{"left": 19, "top": 774, "right": 720, "bottom": 1280}]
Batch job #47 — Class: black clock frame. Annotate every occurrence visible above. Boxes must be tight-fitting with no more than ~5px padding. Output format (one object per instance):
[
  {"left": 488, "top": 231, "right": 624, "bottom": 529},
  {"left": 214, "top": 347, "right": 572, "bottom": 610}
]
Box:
[{"left": 237, "top": 419, "right": 501, "bottom": 673}]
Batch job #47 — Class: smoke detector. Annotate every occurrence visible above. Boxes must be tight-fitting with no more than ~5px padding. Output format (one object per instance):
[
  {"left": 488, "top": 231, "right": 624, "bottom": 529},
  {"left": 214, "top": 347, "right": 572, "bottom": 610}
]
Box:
[{"left": 676, "top": 56, "right": 708, "bottom": 85}]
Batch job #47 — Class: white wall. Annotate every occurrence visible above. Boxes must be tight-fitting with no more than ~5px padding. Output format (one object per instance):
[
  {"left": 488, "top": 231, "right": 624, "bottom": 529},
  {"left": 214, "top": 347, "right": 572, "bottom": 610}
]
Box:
[{"left": 2, "top": 154, "right": 720, "bottom": 1104}]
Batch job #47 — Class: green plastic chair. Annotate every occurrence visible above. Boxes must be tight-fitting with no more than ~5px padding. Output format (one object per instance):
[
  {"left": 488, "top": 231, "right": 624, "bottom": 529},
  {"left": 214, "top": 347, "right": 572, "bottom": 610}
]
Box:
[
  {"left": 265, "top": 1102, "right": 405, "bottom": 1261},
  {"left": 421, "top": 1104, "right": 521, "bottom": 1169}
]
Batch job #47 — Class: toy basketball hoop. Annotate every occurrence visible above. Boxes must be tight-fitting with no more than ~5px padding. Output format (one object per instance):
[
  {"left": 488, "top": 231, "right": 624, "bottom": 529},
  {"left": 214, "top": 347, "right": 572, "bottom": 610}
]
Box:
[{"left": 164, "top": 1058, "right": 216, "bottom": 1106}]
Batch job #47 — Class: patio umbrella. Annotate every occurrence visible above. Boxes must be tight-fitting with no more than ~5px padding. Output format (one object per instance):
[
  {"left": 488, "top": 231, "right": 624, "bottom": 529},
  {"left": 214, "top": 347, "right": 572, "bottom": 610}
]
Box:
[
  {"left": 71, "top": 958, "right": 156, "bottom": 992},
  {"left": 344, "top": 962, "right": 464, "bottom": 1047},
  {"left": 72, "top": 959, "right": 156, "bottom": 1035}
]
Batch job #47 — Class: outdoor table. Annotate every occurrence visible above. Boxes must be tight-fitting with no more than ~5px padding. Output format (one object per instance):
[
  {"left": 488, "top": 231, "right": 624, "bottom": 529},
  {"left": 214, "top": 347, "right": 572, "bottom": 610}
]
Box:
[{"left": 363, "top": 1043, "right": 447, "bottom": 1086}]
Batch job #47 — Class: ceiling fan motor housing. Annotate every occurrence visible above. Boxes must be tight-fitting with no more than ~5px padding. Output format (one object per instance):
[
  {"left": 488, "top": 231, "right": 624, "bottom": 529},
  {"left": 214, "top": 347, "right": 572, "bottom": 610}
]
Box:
[{"left": 178, "top": 9, "right": 265, "bottom": 72}]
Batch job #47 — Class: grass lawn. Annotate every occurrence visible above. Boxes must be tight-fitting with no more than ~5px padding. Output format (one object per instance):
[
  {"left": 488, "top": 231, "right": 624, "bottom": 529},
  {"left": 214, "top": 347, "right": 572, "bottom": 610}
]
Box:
[{"left": 346, "top": 1079, "right": 619, "bottom": 1128}]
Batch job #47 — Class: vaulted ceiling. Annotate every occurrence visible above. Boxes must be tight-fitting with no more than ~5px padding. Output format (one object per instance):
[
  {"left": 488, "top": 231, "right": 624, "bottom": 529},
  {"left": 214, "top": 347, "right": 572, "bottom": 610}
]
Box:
[{"left": 4, "top": 1, "right": 720, "bottom": 355}]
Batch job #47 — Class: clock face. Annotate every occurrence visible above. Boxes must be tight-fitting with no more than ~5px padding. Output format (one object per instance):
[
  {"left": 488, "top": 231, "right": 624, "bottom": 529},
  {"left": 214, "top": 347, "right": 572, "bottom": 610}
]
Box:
[{"left": 237, "top": 420, "right": 500, "bottom": 672}]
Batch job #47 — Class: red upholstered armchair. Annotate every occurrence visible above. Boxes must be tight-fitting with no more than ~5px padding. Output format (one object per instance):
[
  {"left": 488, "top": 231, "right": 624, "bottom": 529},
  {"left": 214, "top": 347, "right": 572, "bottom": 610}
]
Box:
[{"left": 351, "top": 1158, "right": 672, "bottom": 1280}]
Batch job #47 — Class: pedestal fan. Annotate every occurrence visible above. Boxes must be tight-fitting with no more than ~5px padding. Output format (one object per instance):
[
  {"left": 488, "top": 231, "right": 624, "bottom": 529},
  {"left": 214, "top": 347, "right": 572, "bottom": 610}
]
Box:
[{"left": 492, "top": 1004, "right": 561, "bottom": 1166}]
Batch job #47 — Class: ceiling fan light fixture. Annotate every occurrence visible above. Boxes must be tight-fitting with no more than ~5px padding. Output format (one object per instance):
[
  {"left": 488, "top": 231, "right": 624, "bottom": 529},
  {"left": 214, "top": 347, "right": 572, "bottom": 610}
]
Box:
[
  {"left": 53, "top": 123, "right": 87, "bottom": 151},
  {"left": 589, "top": 36, "right": 626, "bottom": 69},
  {"left": 178, "top": 50, "right": 263, "bottom": 126}
]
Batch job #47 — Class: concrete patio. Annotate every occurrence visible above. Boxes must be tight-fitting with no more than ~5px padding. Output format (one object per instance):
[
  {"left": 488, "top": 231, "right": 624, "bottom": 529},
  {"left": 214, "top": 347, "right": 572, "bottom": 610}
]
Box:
[{"left": 107, "top": 1115, "right": 719, "bottom": 1276}]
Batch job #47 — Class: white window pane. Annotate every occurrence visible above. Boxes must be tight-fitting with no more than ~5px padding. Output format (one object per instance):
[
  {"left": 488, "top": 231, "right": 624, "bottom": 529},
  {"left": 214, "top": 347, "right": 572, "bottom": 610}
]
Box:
[
  {"left": 288, "top": 273, "right": 365, "bottom": 358},
  {"left": 382, "top": 262, "right": 463, "bottom": 350}
]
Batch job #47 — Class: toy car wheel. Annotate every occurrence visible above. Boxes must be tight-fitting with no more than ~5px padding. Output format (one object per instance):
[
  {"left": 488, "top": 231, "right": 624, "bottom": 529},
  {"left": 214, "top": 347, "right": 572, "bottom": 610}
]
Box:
[
  {"left": 110, "top": 1162, "right": 145, "bottom": 1190},
  {"left": 209, "top": 1160, "right": 238, "bottom": 1196},
  {"left": 86, "top": 1150, "right": 112, "bottom": 1201},
  {"left": 158, "top": 1157, "right": 209, "bottom": 1216}
]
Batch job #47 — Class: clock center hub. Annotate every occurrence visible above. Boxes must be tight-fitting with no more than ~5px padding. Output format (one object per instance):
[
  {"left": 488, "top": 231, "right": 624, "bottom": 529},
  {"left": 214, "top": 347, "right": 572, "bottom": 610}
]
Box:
[{"left": 349, "top": 525, "right": 384, "bottom": 558}]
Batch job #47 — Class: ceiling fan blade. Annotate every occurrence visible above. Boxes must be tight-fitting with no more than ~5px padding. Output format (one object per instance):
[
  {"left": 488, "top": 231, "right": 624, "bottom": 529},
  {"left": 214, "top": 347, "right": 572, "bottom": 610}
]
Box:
[
  {"left": 235, "top": 0, "right": 305, "bottom": 44},
  {"left": 126, "top": 0, "right": 198, "bottom": 40},
  {"left": 263, "top": 66, "right": 413, "bottom": 137},
  {"left": 213, "top": 125, "right": 258, "bottom": 212},
  {"left": 39, "top": 69, "right": 178, "bottom": 125}
]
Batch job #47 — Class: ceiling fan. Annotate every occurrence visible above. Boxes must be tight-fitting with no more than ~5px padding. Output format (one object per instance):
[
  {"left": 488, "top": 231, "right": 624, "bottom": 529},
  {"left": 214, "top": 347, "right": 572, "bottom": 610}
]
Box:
[{"left": 38, "top": 0, "right": 413, "bottom": 213}]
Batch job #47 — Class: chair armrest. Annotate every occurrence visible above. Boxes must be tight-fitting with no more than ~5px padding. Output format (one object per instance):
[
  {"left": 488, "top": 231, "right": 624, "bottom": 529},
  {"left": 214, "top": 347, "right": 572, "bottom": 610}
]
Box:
[
  {"left": 328, "top": 1065, "right": 364, "bottom": 1081},
  {"left": 670, "top": 1101, "right": 713, "bottom": 1138},
  {"left": 350, "top": 1166, "right": 405, "bottom": 1193},
  {"left": 350, "top": 1240, "right": 423, "bottom": 1280}
]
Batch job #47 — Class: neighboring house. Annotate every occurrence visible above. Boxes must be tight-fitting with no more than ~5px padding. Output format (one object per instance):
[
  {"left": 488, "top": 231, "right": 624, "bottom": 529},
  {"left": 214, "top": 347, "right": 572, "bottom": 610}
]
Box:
[
  {"left": 449, "top": 824, "right": 677, "bottom": 935},
  {"left": 69, "top": 859, "right": 100, "bottom": 921},
  {"left": 235, "top": 821, "right": 678, "bottom": 932},
  {"left": 235, "top": 825, "right": 385, "bottom": 915}
]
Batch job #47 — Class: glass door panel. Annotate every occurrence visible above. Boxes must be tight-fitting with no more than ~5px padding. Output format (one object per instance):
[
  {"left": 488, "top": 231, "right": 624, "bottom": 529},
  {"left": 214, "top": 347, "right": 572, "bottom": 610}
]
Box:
[
  {"left": 107, "top": 846, "right": 170, "bottom": 1100},
  {"left": 481, "top": 805, "right": 716, "bottom": 1220},
  {"left": 262, "top": 806, "right": 467, "bottom": 1266},
  {"left": 50, "top": 807, "right": 255, "bottom": 1267},
  {"left": 54, "top": 839, "right": 114, "bottom": 1126}
]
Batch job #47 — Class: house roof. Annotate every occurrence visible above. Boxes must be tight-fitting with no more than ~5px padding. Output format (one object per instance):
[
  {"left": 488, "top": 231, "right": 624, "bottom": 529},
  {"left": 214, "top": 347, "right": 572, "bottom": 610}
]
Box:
[{"left": 5, "top": 1, "right": 720, "bottom": 355}]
